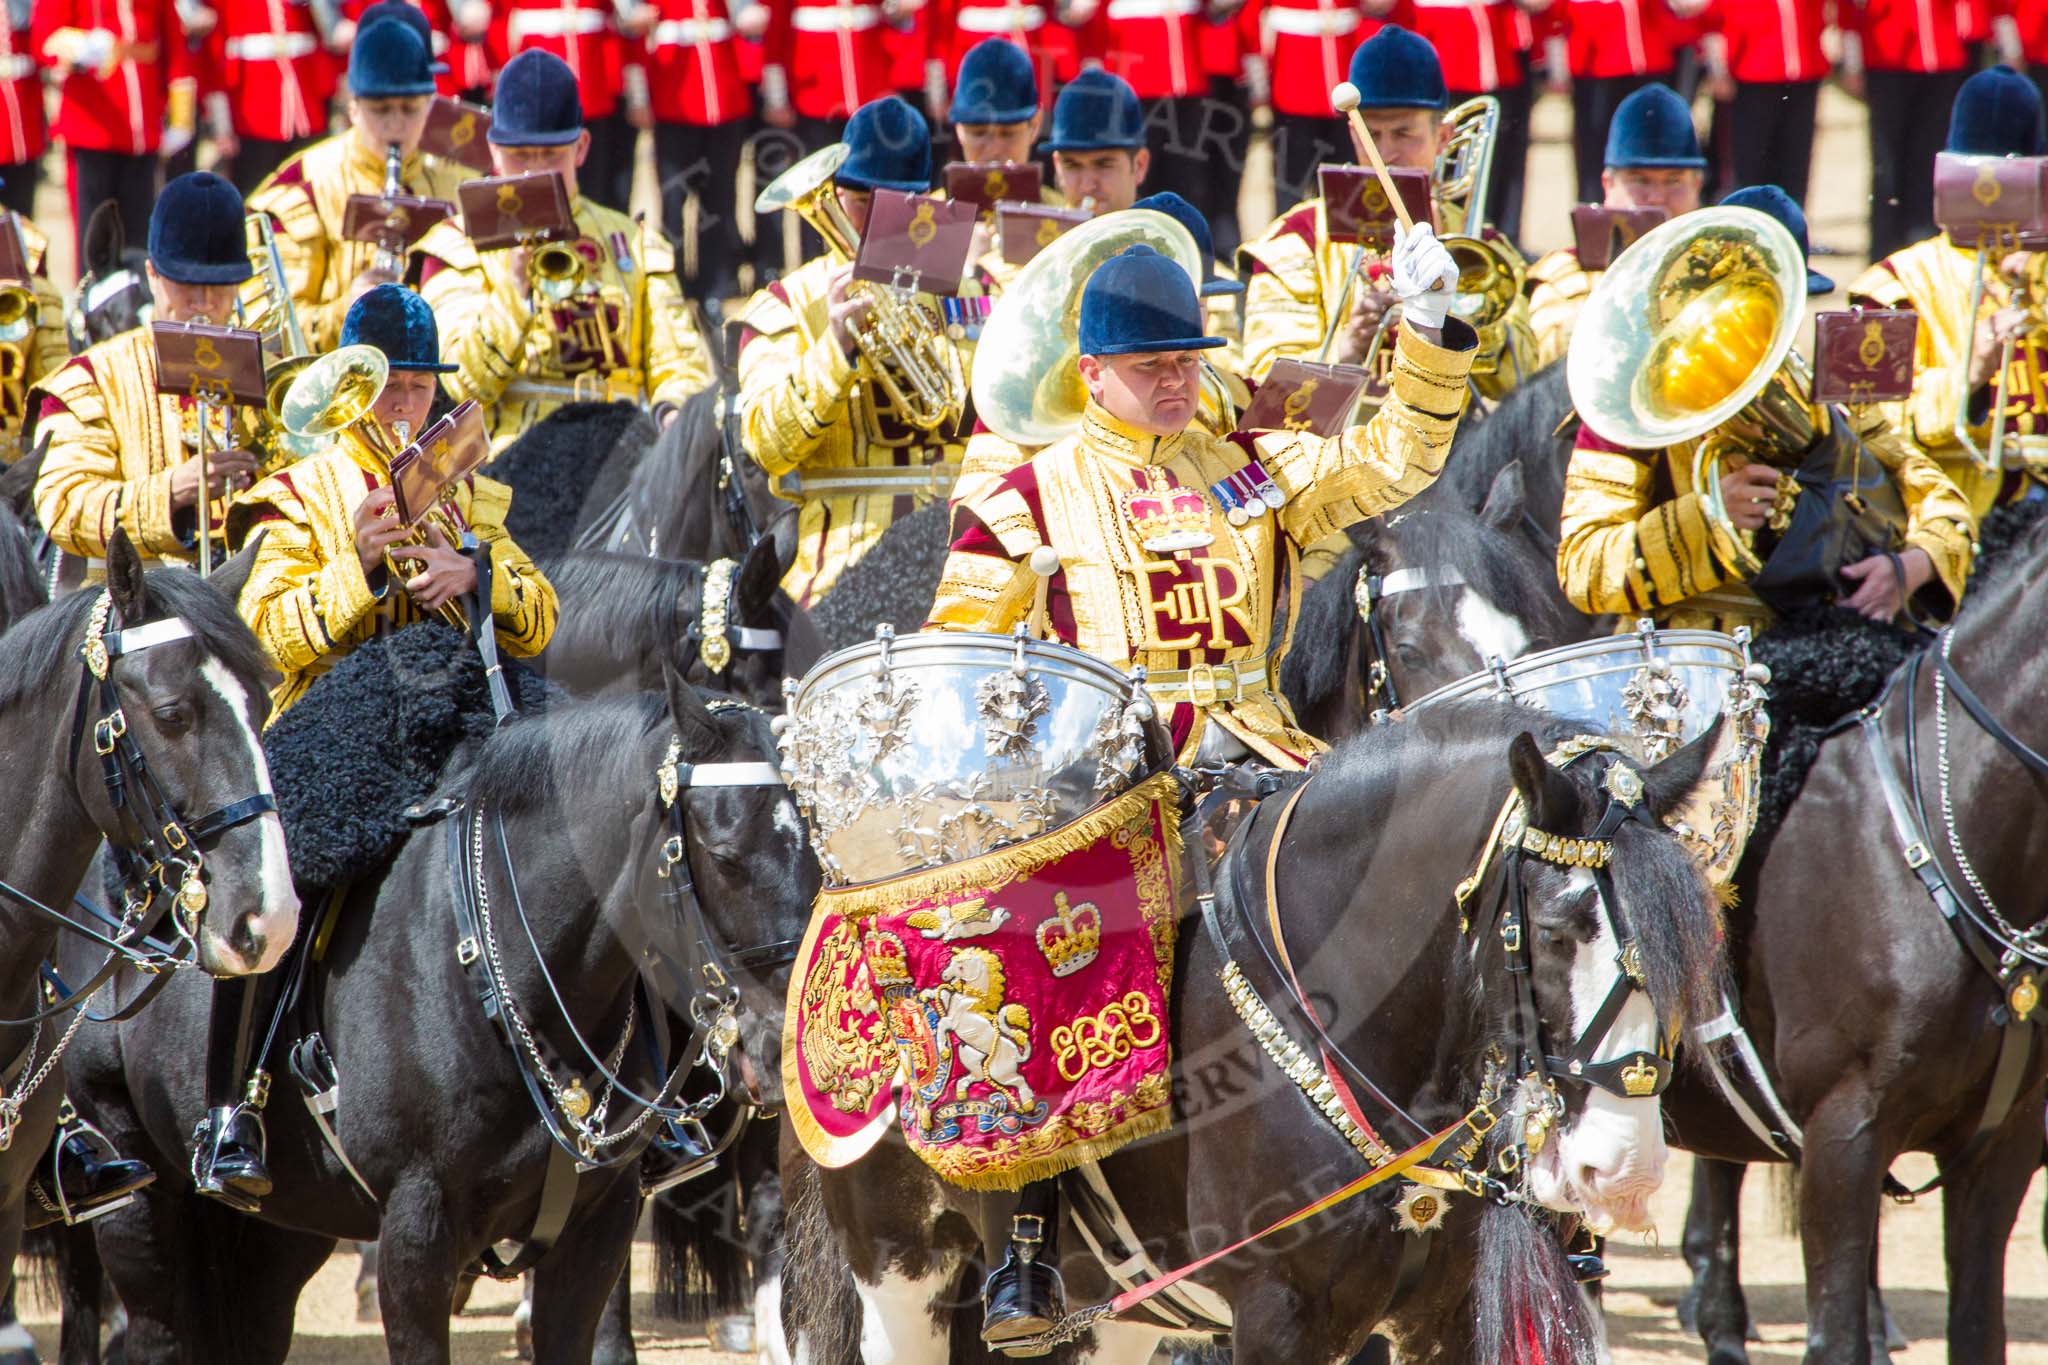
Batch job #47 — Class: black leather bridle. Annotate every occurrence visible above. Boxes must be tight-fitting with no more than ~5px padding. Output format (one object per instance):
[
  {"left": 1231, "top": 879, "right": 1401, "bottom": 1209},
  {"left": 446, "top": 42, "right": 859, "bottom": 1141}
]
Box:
[{"left": 5, "top": 593, "right": 278, "bottom": 1025}]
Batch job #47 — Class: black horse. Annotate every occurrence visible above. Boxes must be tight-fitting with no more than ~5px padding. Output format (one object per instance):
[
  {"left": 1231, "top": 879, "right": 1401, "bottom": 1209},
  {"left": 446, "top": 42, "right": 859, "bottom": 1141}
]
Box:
[
  {"left": 1664, "top": 509, "right": 2048, "bottom": 1362},
  {"left": 781, "top": 702, "right": 1724, "bottom": 1363},
  {"left": 0, "top": 532, "right": 300, "bottom": 1306},
  {"left": 572, "top": 384, "right": 781, "bottom": 565},
  {"left": 58, "top": 670, "right": 816, "bottom": 1363},
  {"left": 66, "top": 203, "right": 153, "bottom": 355}
]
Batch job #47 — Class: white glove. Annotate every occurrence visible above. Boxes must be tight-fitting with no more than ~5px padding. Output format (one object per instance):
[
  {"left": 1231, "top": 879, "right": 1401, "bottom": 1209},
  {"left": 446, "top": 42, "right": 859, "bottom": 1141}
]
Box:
[{"left": 1390, "top": 221, "right": 1456, "bottom": 332}]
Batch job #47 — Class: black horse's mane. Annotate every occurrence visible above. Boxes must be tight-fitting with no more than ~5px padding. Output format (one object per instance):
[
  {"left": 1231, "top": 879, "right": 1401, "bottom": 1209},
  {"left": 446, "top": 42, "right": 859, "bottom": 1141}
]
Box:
[
  {"left": 542, "top": 551, "right": 705, "bottom": 653},
  {"left": 0, "top": 499, "right": 47, "bottom": 633},
  {"left": 485, "top": 400, "right": 656, "bottom": 562},
  {"left": 1316, "top": 699, "right": 1724, "bottom": 1031},
  {"left": 464, "top": 692, "right": 672, "bottom": 817},
  {"left": 808, "top": 497, "right": 952, "bottom": 652},
  {"left": 0, "top": 568, "right": 272, "bottom": 713},
  {"left": 1439, "top": 360, "right": 1574, "bottom": 525}
]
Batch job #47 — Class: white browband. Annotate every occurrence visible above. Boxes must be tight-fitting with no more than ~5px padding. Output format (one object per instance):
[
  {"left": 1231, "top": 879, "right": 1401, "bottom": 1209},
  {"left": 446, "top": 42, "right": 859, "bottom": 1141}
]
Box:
[
  {"left": 685, "top": 762, "right": 788, "bottom": 788},
  {"left": 732, "top": 627, "right": 784, "bottom": 650},
  {"left": 1376, "top": 567, "right": 1465, "bottom": 598},
  {"left": 104, "top": 618, "right": 196, "bottom": 657}
]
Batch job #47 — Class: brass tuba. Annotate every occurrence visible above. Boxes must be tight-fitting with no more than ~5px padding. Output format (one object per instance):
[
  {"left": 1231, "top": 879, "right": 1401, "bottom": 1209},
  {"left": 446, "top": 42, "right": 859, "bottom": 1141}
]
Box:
[
  {"left": 280, "top": 345, "right": 467, "bottom": 629},
  {"left": 1567, "top": 206, "right": 1818, "bottom": 577},
  {"left": 969, "top": 209, "right": 1204, "bottom": 447},
  {"left": 754, "top": 142, "right": 966, "bottom": 433}
]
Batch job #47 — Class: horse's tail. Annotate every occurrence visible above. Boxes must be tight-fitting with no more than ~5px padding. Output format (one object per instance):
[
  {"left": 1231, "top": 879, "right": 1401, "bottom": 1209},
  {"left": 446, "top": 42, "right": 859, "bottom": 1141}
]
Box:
[
  {"left": 14, "top": 1220, "right": 64, "bottom": 1320},
  {"left": 780, "top": 1152, "right": 865, "bottom": 1364},
  {"left": 652, "top": 1163, "right": 754, "bottom": 1326},
  {"left": 1470, "top": 1200, "right": 1604, "bottom": 1365}
]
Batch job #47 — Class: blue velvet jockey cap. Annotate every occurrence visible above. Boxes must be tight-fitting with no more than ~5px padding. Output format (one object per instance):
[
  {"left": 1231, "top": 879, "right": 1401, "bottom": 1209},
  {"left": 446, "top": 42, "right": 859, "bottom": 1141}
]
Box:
[
  {"left": 148, "top": 172, "right": 254, "bottom": 286},
  {"left": 357, "top": 0, "right": 450, "bottom": 76},
  {"left": 1603, "top": 83, "right": 1706, "bottom": 169},
  {"left": 1722, "top": 185, "right": 1833, "bottom": 296},
  {"left": 952, "top": 39, "right": 1038, "bottom": 125},
  {"left": 1078, "top": 245, "right": 1225, "bottom": 356},
  {"left": 347, "top": 14, "right": 436, "bottom": 99},
  {"left": 837, "top": 97, "right": 932, "bottom": 194},
  {"left": 1132, "top": 192, "right": 1243, "bottom": 297},
  {"left": 342, "top": 284, "right": 458, "bottom": 373},
  {"left": 1347, "top": 25, "right": 1447, "bottom": 112},
  {"left": 1039, "top": 69, "right": 1146, "bottom": 153},
  {"left": 489, "top": 49, "right": 584, "bottom": 146},
  {"left": 1947, "top": 65, "right": 2047, "bottom": 157}
]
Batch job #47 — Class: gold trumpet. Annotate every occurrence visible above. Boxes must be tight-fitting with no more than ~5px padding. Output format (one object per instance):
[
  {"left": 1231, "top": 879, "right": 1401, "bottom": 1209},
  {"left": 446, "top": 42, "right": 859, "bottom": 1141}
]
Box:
[
  {"left": 754, "top": 143, "right": 966, "bottom": 434},
  {"left": 243, "top": 212, "right": 324, "bottom": 464},
  {"left": 280, "top": 345, "right": 470, "bottom": 629},
  {"left": 969, "top": 210, "right": 1205, "bottom": 447},
  {"left": 530, "top": 240, "right": 589, "bottom": 304},
  {"left": 1567, "top": 205, "right": 1820, "bottom": 577}
]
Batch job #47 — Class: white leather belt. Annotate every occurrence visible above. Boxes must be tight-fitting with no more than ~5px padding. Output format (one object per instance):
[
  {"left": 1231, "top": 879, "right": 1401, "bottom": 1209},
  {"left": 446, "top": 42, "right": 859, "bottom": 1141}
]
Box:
[
  {"left": 1105, "top": 0, "right": 1201, "bottom": 19},
  {"left": 956, "top": 4, "right": 1048, "bottom": 31},
  {"left": 1410, "top": 0, "right": 1493, "bottom": 8},
  {"left": 791, "top": 4, "right": 882, "bottom": 30},
  {"left": 0, "top": 55, "right": 33, "bottom": 81},
  {"left": 1142, "top": 658, "right": 1270, "bottom": 706},
  {"left": 503, "top": 374, "right": 647, "bottom": 404},
  {"left": 508, "top": 7, "right": 609, "bottom": 40},
  {"left": 1264, "top": 6, "right": 1361, "bottom": 35},
  {"left": 781, "top": 463, "right": 960, "bottom": 497},
  {"left": 653, "top": 17, "right": 735, "bottom": 43},
  {"left": 226, "top": 32, "right": 319, "bottom": 60}
]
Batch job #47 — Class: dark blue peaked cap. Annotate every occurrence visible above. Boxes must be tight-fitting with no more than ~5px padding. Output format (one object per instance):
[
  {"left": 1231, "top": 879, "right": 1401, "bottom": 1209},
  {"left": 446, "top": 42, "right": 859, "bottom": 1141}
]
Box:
[
  {"left": 1722, "top": 185, "right": 1834, "bottom": 295},
  {"left": 952, "top": 39, "right": 1039, "bottom": 125},
  {"left": 342, "top": 285, "right": 458, "bottom": 372},
  {"left": 1347, "top": 25, "right": 1447, "bottom": 111},
  {"left": 837, "top": 97, "right": 932, "bottom": 194},
  {"left": 490, "top": 49, "right": 584, "bottom": 146},
  {"left": 1040, "top": 69, "right": 1146, "bottom": 153},
  {"left": 1078, "top": 245, "right": 1225, "bottom": 356},
  {"left": 356, "top": 1, "right": 450, "bottom": 75},
  {"left": 348, "top": 15, "right": 436, "bottom": 99},
  {"left": 148, "top": 172, "right": 254, "bottom": 285},
  {"left": 1947, "top": 65, "right": 2047, "bottom": 157},
  {"left": 1604, "top": 83, "right": 1706, "bottom": 169},
  {"left": 1132, "top": 192, "right": 1243, "bottom": 297}
]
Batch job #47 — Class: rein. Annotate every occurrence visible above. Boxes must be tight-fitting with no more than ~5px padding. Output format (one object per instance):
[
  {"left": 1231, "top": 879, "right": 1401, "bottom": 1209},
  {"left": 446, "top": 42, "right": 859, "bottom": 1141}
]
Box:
[{"left": 0, "top": 594, "right": 276, "bottom": 1026}]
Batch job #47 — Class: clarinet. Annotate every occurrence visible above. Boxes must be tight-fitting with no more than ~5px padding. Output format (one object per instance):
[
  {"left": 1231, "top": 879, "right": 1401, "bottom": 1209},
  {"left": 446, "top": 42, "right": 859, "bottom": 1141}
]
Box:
[{"left": 374, "top": 142, "right": 405, "bottom": 277}]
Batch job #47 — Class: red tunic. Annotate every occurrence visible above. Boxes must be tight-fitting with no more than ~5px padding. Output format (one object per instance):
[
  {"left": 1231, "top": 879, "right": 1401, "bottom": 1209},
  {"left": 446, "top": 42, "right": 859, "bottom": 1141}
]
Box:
[
  {"left": 210, "top": 0, "right": 339, "bottom": 141},
  {"left": 644, "top": 0, "right": 754, "bottom": 122},
  {"left": 1700, "top": 0, "right": 1826, "bottom": 80},
  {"left": 1410, "top": 0, "right": 1525, "bottom": 90},
  {"left": 0, "top": 23, "right": 46, "bottom": 165},
  {"left": 1841, "top": 0, "right": 1965, "bottom": 70},
  {"left": 1558, "top": 0, "right": 1687, "bottom": 77},
  {"left": 490, "top": 0, "right": 628, "bottom": 118},
  {"left": 34, "top": 0, "right": 197, "bottom": 155},
  {"left": 1080, "top": 0, "right": 1208, "bottom": 98},
  {"left": 933, "top": 0, "right": 1081, "bottom": 84},
  {"left": 1262, "top": 0, "right": 1402, "bottom": 116},
  {"left": 761, "top": 0, "right": 900, "bottom": 119}
]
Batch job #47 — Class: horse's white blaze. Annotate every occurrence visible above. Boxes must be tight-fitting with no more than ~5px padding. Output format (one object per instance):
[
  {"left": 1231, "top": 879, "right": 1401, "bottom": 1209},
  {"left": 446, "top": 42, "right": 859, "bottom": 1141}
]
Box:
[
  {"left": 199, "top": 659, "right": 300, "bottom": 975},
  {"left": 1455, "top": 591, "right": 1530, "bottom": 665},
  {"left": 772, "top": 797, "right": 804, "bottom": 844},
  {"left": 1532, "top": 869, "right": 1666, "bottom": 1234},
  {"left": 856, "top": 1266, "right": 955, "bottom": 1364}
]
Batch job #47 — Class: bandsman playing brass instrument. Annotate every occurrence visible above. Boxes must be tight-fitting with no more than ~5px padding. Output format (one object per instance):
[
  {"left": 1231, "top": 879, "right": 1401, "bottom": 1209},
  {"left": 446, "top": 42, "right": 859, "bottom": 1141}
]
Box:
[
  {"left": 1559, "top": 188, "right": 1976, "bottom": 637},
  {"left": 951, "top": 37, "right": 1066, "bottom": 296},
  {"left": 33, "top": 173, "right": 264, "bottom": 571},
  {"left": 1848, "top": 66, "right": 2048, "bottom": 518},
  {"left": 1239, "top": 25, "right": 1537, "bottom": 398},
  {"left": 735, "top": 95, "right": 978, "bottom": 606},
  {"left": 928, "top": 231, "right": 1473, "bottom": 1344},
  {"left": 242, "top": 13, "right": 471, "bottom": 352},
  {"left": 1527, "top": 83, "right": 1705, "bottom": 369},
  {"left": 417, "top": 48, "right": 716, "bottom": 452},
  {"left": 0, "top": 191, "right": 69, "bottom": 465},
  {"left": 1042, "top": 69, "right": 1152, "bottom": 220}
]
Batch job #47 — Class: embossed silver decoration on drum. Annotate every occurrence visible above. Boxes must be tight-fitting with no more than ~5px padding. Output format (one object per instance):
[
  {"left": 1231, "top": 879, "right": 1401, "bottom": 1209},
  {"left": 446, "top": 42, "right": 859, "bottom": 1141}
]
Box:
[
  {"left": 1405, "top": 619, "right": 1772, "bottom": 881},
  {"left": 779, "top": 625, "right": 1156, "bottom": 885}
]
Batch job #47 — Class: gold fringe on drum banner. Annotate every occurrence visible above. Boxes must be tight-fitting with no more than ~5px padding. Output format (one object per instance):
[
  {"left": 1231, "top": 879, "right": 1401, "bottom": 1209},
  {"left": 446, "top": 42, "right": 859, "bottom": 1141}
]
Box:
[{"left": 784, "top": 774, "right": 1184, "bottom": 1188}]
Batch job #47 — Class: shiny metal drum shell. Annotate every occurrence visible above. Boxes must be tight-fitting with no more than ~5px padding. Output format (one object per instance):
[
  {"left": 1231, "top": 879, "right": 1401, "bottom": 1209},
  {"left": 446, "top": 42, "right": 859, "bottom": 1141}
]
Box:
[{"left": 781, "top": 631, "right": 1147, "bottom": 886}]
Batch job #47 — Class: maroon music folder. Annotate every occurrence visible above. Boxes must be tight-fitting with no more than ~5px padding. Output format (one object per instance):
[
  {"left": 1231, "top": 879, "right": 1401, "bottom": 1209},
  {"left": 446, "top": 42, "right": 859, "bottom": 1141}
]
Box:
[
  {"left": 1319, "top": 165, "right": 1435, "bottom": 248},
  {"left": 997, "top": 201, "right": 1089, "bottom": 266},
  {"left": 389, "top": 399, "right": 489, "bottom": 526},
  {"left": 151, "top": 322, "right": 267, "bottom": 407},
  {"left": 943, "top": 161, "right": 1044, "bottom": 212},
  {"left": 1811, "top": 309, "right": 1919, "bottom": 405},
  {"left": 1237, "top": 359, "right": 1372, "bottom": 437},
  {"left": 458, "top": 172, "right": 576, "bottom": 250},
  {"left": 421, "top": 96, "right": 494, "bottom": 173},
  {"left": 1570, "top": 205, "right": 1668, "bottom": 271},
  {"left": 852, "top": 190, "right": 978, "bottom": 296},
  {"left": 342, "top": 192, "right": 457, "bottom": 252},
  {"left": 1934, "top": 151, "right": 2048, "bottom": 249}
]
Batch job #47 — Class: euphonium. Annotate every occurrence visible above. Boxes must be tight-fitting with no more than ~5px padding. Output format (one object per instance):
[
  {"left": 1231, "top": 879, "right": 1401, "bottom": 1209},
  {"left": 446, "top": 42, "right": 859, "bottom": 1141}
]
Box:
[
  {"left": 1566, "top": 206, "right": 1819, "bottom": 578},
  {"left": 971, "top": 210, "right": 1204, "bottom": 447},
  {"left": 280, "top": 345, "right": 469, "bottom": 629},
  {"left": 244, "top": 211, "right": 324, "bottom": 463},
  {"left": 754, "top": 142, "right": 965, "bottom": 433}
]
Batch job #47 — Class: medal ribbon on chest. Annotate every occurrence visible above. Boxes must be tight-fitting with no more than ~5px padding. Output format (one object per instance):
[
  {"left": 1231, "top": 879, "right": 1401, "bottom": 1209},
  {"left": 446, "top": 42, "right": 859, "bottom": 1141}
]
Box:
[{"left": 1208, "top": 458, "right": 1285, "bottom": 527}]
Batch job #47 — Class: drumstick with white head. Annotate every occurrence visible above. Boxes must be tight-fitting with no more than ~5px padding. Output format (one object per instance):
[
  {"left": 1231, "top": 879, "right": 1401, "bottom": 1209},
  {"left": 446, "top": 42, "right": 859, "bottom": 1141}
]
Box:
[
  {"left": 1330, "top": 81, "right": 1446, "bottom": 294},
  {"left": 1028, "top": 545, "right": 1060, "bottom": 640}
]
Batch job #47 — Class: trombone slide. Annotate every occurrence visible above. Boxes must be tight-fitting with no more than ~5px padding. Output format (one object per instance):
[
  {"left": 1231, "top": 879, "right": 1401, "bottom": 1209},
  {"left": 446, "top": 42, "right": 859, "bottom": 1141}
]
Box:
[{"left": 1951, "top": 245, "right": 2006, "bottom": 472}]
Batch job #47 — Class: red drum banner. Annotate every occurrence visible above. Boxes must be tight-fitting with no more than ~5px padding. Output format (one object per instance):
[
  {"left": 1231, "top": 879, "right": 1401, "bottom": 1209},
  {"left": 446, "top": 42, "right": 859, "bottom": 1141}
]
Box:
[{"left": 784, "top": 773, "right": 1182, "bottom": 1190}]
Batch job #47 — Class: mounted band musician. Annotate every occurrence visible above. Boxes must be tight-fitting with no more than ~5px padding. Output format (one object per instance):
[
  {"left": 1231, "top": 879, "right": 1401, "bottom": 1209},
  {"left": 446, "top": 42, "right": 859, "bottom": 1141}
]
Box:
[
  {"left": 195, "top": 283, "right": 558, "bottom": 1207},
  {"left": 921, "top": 223, "right": 1474, "bottom": 1344},
  {"left": 1558, "top": 188, "right": 1978, "bottom": 638},
  {"left": 416, "top": 48, "right": 716, "bottom": 453}
]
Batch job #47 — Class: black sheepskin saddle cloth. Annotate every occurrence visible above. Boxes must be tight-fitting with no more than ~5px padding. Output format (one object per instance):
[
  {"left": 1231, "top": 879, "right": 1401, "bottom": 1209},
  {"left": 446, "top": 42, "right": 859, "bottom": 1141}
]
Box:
[
  {"left": 1745, "top": 498, "right": 2048, "bottom": 845},
  {"left": 483, "top": 400, "right": 653, "bottom": 563},
  {"left": 262, "top": 624, "right": 555, "bottom": 893}
]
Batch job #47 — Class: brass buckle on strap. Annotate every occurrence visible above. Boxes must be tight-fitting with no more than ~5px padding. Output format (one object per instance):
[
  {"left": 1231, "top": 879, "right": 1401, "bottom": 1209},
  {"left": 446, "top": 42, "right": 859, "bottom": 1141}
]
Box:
[{"left": 93, "top": 709, "right": 127, "bottom": 756}]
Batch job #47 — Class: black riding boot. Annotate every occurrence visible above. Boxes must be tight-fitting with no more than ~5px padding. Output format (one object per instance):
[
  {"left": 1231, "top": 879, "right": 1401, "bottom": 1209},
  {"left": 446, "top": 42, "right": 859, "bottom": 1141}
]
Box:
[
  {"left": 192, "top": 977, "right": 270, "bottom": 1211},
  {"left": 26, "top": 1098, "right": 153, "bottom": 1227},
  {"left": 981, "top": 1179, "right": 1065, "bottom": 1354}
]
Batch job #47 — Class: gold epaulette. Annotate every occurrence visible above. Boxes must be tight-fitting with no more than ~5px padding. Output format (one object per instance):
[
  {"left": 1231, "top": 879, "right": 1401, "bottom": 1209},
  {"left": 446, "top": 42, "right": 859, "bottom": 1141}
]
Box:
[
  {"left": 1238, "top": 201, "right": 1324, "bottom": 303},
  {"left": 31, "top": 351, "right": 107, "bottom": 418},
  {"left": 1527, "top": 248, "right": 1590, "bottom": 293}
]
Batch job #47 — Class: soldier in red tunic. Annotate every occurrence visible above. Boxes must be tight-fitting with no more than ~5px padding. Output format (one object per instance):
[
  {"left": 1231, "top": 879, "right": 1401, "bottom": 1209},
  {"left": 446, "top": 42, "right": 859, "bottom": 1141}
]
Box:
[
  {"left": 207, "top": 0, "right": 345, "bottom": 192},
  {"left": 34, "top": 0, "right": 203, "bottom": 263},
  {"left": 1698, "top": 0, "right": 1827, "bottom": 202},
  {"left": 0, "top": 3, "right": 45, "bottom": 219},
  {"left": 645, "top": 0, "right": 761, "bottom": 304},
  {"left": 1262, "top": 0, "right": 1399, "bottom": 209},
  {"left": 1548, "top": 0, "right": 1691, "bottom": 199},
  {"left": 1842, "top": 0, "right": 1969, "bottom": 258},
  {"left": 1410, "top": 0, "right": 1533, "bottom": 245}
]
